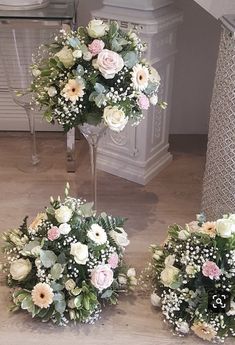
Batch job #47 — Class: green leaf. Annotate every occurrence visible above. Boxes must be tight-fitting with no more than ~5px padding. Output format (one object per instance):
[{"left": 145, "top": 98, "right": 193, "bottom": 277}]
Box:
[
  {"left": 123, "top": 51, "right": 138, "bottom": 68},
  {"left": 51, "top": 282, "right": 64, "bottom": 292},
  {"left": 74, "top": 295, "right": 82, "bottom": 308},
  {"left": 71, "top": 287, "right": 82, "bottom": 296},
  {"left": 83, "top": 295, "right": 90, "bottom": 310},
  {"left": 21, "top": 240, "right": 40, "bottom": 255},
  {"left": 101, "top": 289, "right": 113, "bottom": 299},
  {"left": 94, "top": 93, "right": 106, "bottom": 108},
  {"left": 94, "top": 83, "right": 106, "bottom": 94},
  {"left": 109, "top": 21, "right": 119, "bottom": 38},
  {"left": 54, "top": 300, "right": 66, "bottom": 314},
  {"left": 53, "top": 292, "right": 65, "bottom": 302},
  {"left": 21, "top": 295, "right": 35, "bottom": 314},
  {"left": 40, "top": 250, "right": 57, "bottom": 268},
  {"left": 80, "top": 202, "right": 95, "bottom": 217},
  {"left": 50, "top": 263, "right": 63, "bottom": 280}
]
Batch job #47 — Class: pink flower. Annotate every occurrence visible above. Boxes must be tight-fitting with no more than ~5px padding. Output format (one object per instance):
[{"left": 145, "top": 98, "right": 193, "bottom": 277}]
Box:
[
  {"left": 97, "top": 49, "right": 124, "bottom": 79},
  {"left": 90, "top": 264, "right": 113, "bottom": 291},
  {"left": 88, "top": 39, "right": 105, "bottom": 56},
  {"left": 137, "top": 94, "right": 150, "bottom": 110},
  {"left": 108, "top": 252, "right": 119, "bottom": 269},
  {"left": 47, "top": 226, "right": 60, "bottom": 241},
  {"left": 202, "top": 261, "right": 221, "bottom": 280}
]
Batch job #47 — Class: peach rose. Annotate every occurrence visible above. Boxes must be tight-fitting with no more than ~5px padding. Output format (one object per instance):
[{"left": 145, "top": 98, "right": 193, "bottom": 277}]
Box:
[
  {"left": 91, "top": 264, "right": 113, "bottom": 291},
  {"left": 97, "top": 49, "right": 124, "bottom": 79},
  {"left": 88, "top": 39, "right": 105, "bottom": 56}
]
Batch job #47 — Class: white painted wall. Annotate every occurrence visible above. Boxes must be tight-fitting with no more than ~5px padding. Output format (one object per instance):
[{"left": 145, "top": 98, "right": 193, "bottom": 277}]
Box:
[{"left": 193, "top": 0, "right": 235, "bottom": 19}]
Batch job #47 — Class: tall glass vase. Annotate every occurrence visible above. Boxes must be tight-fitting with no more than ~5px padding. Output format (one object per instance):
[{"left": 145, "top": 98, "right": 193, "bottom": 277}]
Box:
[{"left": 78, "top": 122, "right": 107, "bottom": 210}]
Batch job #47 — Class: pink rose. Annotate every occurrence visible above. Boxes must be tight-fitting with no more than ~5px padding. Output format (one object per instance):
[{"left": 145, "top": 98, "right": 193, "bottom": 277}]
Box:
[
  {"left": 97, "top": 49, "right": 124, "bottom": 79},
  {"left": 88, "top": 39, "right": 105, "bottom": 56},
  {"left": 137, "top": 94, "right": 150, "bottom": 110},
  {"left": 91, "top": 264, "right": 113, "bottom": 291},
  {"left": 47, "top": 226, "right": 60, "bottom": 241},
  {"left": 202, "top": 261, "right": 221, "bottom": 280},
  {"left": 108, "top": 252, "right": 119, "bottom": 269}
]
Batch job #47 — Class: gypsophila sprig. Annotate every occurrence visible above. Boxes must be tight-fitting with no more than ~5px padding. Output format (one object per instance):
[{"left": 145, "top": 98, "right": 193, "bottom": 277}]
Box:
[
  {"left": 31, "top": 20, "right": 165, "bottom": 132},
  {"left": 146, "top": 214, "right": 235, "bottom": 343},
  {"left": 0, "top": 185, "right": 136, "bottom": 325}
]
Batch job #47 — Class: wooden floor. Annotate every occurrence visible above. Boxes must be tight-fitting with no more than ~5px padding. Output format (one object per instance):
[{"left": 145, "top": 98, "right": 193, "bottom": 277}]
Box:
[{"left": 0, "top": 132, "right": 227, "bottom": 345}]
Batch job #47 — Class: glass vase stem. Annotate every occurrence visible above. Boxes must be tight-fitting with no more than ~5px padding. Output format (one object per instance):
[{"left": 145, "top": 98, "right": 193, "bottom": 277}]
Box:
[
  {"left": 25, "top": 107, "right": 40, "bottom": 165},
  {"left": 89, "top": 142, "right": 98, "bottom": 210}
]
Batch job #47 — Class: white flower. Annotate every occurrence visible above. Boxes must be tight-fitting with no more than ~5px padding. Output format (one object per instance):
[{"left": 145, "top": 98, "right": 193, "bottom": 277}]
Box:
[
  {"left": 164, "top": 255, "right": 175, "bottom": 266},
  {"left": 61, "top": 79, "right": 85, "bottom": 103},
  {"left": 103, "top": 105, "right": 128, "bottom": 132},
  {"left": 216, "top": 218, "right": 235, "bottom": 238},
  {"left": 118, "top": 274, "right": 127, "bottom": 285},
  {"left": 87, "top": 224, "right": 107, "bottom": 245},
  {"left": 31, "top": 282, "right": 54, "bottom": 309},
  {"left": 186, "top": 221, "right": 201, "bottom": 232},
  {"left": 92, "top": 58, "right": 99, "bottom": 69},
  {"left": 68, "top": 298, "right": 76, "bottom": 309},
  {"left": 150, "top": 94, "right": 158, "bottom": 106},
  {"left": 83, "top": 51, "right": 92, "bottom": 61},
  {"left": 35, "top": 258, "right": 41, "bottom": 268},
  {"left": 150, "top": 292, "right": 161, "bottom": 307},
  {"left": 109, "top": 227, "right": 130, "bottom": 247},
  {"left": 127, "top": 268, "right": 136, "bottom": 278},
  {"left": 59, "top": 223, "right": 71, "bottom": 235},
  {"left": 160, "top": 266, "right": 180, "bottom": 287},
  {"left": 97, "top": 49, "right": 124, "bottom": 79},
  {"left": 149, "top": 66, "right": 161, "bottom": 83},
  {"left": 186, "top": 264, "right": 197, "bottom": 276},
  {"left": 72, "top": 49, "right": 82, "bottom": 58},
  {"left": 70, "top": 242, "right": 89, "bottom": 265},
  {"left": 10, "top": 258, "right": 32, "bottom": 281},
  {"left": 55, "top": 46, "right": 74, "bottom": 68},
  {"left": 87, "top": 19, "right": 108, "bottom": 38},
  {"left": 178, "top": 229, "right": 190, "bottom": 240},
  {"left": 152, "top": 249, "right": 163, "bottom": 260},
  {"left": 227, "top": 300, "right": 235, "bottom": 316},
  {"left": 65, "top": 279, "right": 76, "bottom": 291},
  {"left": 129, "top": 32, "right": 139, "bottom": 45},
  {"left": 177, "top": 321, "right": 190, "bottom": 334},
  {"left": 32, "top": 69, "right": 41, "bottom": 77},
  {"left": 131, "top": 64, "right": 149, "bottom": 91},
  {"left": 55, "top": 205, "right": 72, "bottom": 223},
  {"left": 31, "top": 245, "right": 41, "bottom": 257},
  {"left": 47, "top": 86, "right": 57, "bottom": 97}
]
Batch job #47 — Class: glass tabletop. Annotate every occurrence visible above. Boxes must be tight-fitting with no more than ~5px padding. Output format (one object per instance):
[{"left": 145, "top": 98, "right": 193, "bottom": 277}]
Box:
[{"left": 0, "top": 0, "right": 77, "bottom": 20}]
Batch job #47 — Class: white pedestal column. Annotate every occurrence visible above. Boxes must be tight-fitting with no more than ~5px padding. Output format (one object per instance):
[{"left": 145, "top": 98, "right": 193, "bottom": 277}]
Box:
[{"left": 92, "top": 0, "right": 182, "bottom": 184}]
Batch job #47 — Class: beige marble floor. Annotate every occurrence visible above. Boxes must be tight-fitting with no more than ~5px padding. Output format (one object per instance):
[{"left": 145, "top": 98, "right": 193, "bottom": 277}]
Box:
[{"left": 0, "top": 132, "right": 226, "bottom": 345}]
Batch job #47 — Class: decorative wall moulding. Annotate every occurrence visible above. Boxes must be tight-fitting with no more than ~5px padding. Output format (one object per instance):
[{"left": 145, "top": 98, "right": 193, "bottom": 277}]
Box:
[
  {"left": 103, "top": 0, "right": 173, "bottom": 11},
  {"left": 0, "top": 0, "right": 49, "bottom": 10}
]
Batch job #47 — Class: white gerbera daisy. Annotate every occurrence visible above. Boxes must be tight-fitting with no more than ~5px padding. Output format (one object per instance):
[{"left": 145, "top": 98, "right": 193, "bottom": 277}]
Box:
[
  {"left": 131, "top": 64, "right": 149, "bottom": 91},
  {"left": 61, "top": 79, "right": 85, "bottom": 103},
  {"left": 87, "top": 224, "right": 107, "bottom": 245},
  {"left": 31, "top": 282, "right": 54, "bottom": 309}
]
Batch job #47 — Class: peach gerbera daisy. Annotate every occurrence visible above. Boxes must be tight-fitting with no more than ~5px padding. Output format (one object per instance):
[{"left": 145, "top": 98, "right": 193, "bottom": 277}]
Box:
[
  {"left": 200, "top": 221, "right": 216, "bottom": 238},
  {"left": 62, "top": 79, "right": 85, "bottom": 103},
  {"left": 191, "top": 322, "right": 217, "bottom": 341},
  {"left": 31, "top": 282, "right": 54, "bottom": 309},
  {"left": 131, "top": 64, "right": 149, "bottom": 91}
]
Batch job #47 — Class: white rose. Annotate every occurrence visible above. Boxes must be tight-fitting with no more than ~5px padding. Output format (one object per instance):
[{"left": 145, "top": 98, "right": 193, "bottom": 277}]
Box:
[
  {"left": 83, "top": 51, "right": 92, "bottom": 61},
  {"left": 150, "top": 94, "right": 158, "bottom": 106},
  {"left": 65, "top": 279, "right": 76, "bottom": 291},
  {"left": 216, "top": 218, "right": 235, "bottom": 238},
  {"left": 73, "top": 49, "right": 82, "bottom": 58},
  {"left": 97, "top": 49, "right": 124, "bottom": 79},
  {"left": 10, "top": 258, "right": 32, "bottom": 281},
  {"left": 103, "top": 106, "right": 128, "bottom": 132},
  {"left": 48, "top": 86, "right": 57, "bottom": 97},
  {"left": 150, "top": 292, "right": 161, "bottom": 307},
  {"left": 32, "top": 69, "right": 41, "bottom": 77},
  {"left": 118, "top": 274, "right": 127, "bottom": 285},
  {"left": 87, "top": 19, "right": 108, "bottom": 38},
  {"left": 164, "top": 255, "right": 175, "bottom": 266},
  {"left": 55, "top": 46, "right": 74, "bottom": 68},
  {"left": 178, "top": 229, "right": 190, "bottom": 240},
  {"left": 55, "top": 205, "right": 72, "bottom": 224},
  {"left": 177, "top": 321, "right": 190, "bottom": 334},
  {"left": 149, "top": 66, "right": 161, "bottom": 83},
  {"left": 109, "top": 227, "right": 130, "bottom": 247},
  {"left": 127, "top": 268, "right": 136, "bottom": 278},
  {"left": 160, "top": 266, "right": 180, "bottom": 287},
  {"left": 59, "top": 223, "right": 71, "bottom": 235},
  {"left": 70, "top": 242, "right": 89, "bottom": 265}
]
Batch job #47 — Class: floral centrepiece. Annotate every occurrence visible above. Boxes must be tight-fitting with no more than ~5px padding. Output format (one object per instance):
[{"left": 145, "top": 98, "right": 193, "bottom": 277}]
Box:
[
  {"left": 31, "top": 19, "right": 166, "bottom": 132},
  {"left": 1, "top": 185, "right": 136, "bottom": 325},
  {"left": 147, "top": 214, "right": 235, "bottom": 342}
]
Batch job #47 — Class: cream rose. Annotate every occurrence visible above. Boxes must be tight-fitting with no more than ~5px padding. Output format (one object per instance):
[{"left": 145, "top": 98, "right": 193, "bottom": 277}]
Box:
[
  {"left": 160, "top": 266, "right": 180, "bottom": 287},
  {"left": 55, "top": 205, "right": 72, "bottom": 224},
  {"left": 10, "top": 258, "right": 32, "bottom": 281},
  {"left": 103, "top": 106, "right": 128, "bottom": 132},
  {"left": 216, "top": 218, "right": 235, "bottom": 238},
  {"left": 150, "top": 292, "right": 161, "bottom": 307},
  {"left": 109, "top": 227, "right": 130, "bottom": 247},
  {"left": 87, "top": 19, "right": 108, "bottom": 38},
  {"left": 70, "top": 242, "right": 89, "bottom": 265},
  {"left": 55, "top": 46, "right": 74, "bottom": 68},
  {"left": 97, "top": 49, "right": 124, "bottom": 79},
  {"left": 91, "top": 264, "right": 113, "bottom": 291}
]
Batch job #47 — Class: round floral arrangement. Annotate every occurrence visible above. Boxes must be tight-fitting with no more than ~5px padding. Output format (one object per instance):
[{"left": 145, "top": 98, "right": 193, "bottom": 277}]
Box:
[
  {"left": 1, "top": 185, "right": 136, "bottom": 325},
  {"left": 31, "top": 19, "right": 166, "bottom": 132},
  {"left": 147, "top": 214, "right": 235, "bottom": 342}
]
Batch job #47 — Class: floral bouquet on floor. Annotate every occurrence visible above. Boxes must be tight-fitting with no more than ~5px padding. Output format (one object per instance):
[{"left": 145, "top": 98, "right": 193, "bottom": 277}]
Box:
[
  {"left": 1, "top": 184, "right": 136, "bottom": 325},
  {"left": 145, "top": 214, "right": 235, "bottom": 342},
  {"left": 31, "top": 19, "right": 166, "bottom": 132}
]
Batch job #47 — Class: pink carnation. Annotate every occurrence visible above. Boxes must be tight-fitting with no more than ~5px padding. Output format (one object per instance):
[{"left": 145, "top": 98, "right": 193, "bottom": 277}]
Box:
[
  {"left": 91, "top": 264, "right": 113, "bottom": 291},
  {"left": 108, "top": 252, "right": 119, "bottom": 269},
  {"left": 47, "top": 226, "right": 60, "bottom": 241},
  {"left": 137, "top": 94, "right": 150, "bottom": 110},
  {"left": 202, "top": 261, "right": 221, "bottom": 280},
  {"left": 88, "top": 39, "right": 105, "bottom": 56}
]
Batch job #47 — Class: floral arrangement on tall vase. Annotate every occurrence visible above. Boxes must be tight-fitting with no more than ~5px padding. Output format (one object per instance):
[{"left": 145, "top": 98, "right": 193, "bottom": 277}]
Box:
[{"left": 31, "top": 19, "right": 165, "bottom": 208}]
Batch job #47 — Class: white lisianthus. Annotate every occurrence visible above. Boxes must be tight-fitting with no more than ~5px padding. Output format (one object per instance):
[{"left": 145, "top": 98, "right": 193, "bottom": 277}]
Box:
[
  {"left": 177, "top": 321, "right": 190, "bottom": 334},
  {"left": 109, "top": 227, "right": 130, "bottom": 247},
  {"left": 65, "top": 279, "right": 76, "bottom": 291},
  {"left": 160, "top": 266, "right": 180, "bottom": 287},
  {"left": 87, "top": 224, "right": 107, "bottom": 245},
  {"left": 227, "top": 300, "right": 235, "bottom": 316},
  {"left": 55, "top": 205, "right": 72, "bottom": 224},
  {"left": 150, "top": 292, "right": 161, "bottom": 307},
  {"left": 87, "top": 19, "right": 108, "bottom": 38},
  {"left": 178, "top": 229, "right": 190, "bottom": 240},
  {"left": 118, "top": 274, "right": 127, "bottom": 285},
  {"left": 127, "top": 268, "right": 136, "bottom": 278},
  {"left": 103, "top": 106, "right": 128, "bottom": 132},
  {"left": 47, "top": 86, "right": 57, "bottom": 97},
  {"left": 72, "top": 49, "right": 82, "bottom": 58},
  {"left": 32, "top": 69, "right": 41, "bottom": 77},
  {"left": 153, "top": 249, "right": 163, "bottom": 260},
  {"left": 216, "top": 218, "right": 235, "bottom": 238},
  {"left": 10, "top": 258, "right": 32, "bottom": 281},
  {"left": 59, "top": 223, "right": 71, "bottom": 235},
  {"left": 55, "top": 46, "right": 74, "bottom": 68},
  {"left": 83, "top": 51, "right": 92, "bottom": 61},
  {"left": 150, "top": 94, "right": 158, "bottom": 106},
  {"left": 70, "top": 242, "right": 89, "bottom": 265},
  {"left": 164, "top": 255, "right": 175, "bottom": 266}
]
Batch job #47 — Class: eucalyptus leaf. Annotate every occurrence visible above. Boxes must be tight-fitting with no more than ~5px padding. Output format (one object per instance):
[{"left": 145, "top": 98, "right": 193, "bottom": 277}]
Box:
[
  {"left": 80, "top": 202, "right": 95, "bottom": 217},
  {"left": 67, "top": 37, "right": 80, "bottom": 48},
  {"left": 40, "top": 250, "right": 57, "bottom": 268},
  {"left": 83, "top": 295, "right": 90, "bottom": 310},
  {"left": 89, "top": 91, "right": 99, "bottom": 102},
  {"left": 55, "top": 300, "right": 66, "bottom": 314},
  {"left": 94, "top": 94, "right": 106, "bottom": 108},
  {"left": 53, "top": 292, "right": 65, "bottom": 302},
  {"left": 123, "top": 51, "right": 138, "bottom": 68},
  {"left": 50, "top": 263, "right": 63, "bottom": 280},
  {"left": 94, "top": 83, "right": 106, "bottom": 94},
  {"left": 51, "top": 282, "right": 64, "bottom": 292},
  {"left": 101, "top": 289, "right": 113, "bottom": 299},
  {"left": 76, "top": 64, "right": 84, "bottom": 76},
  {"left": 21, "top": 240, "right": 40, "bottom": 255},
  {"left": 74, "top": 295, "right": 82, "bottom": 308}
]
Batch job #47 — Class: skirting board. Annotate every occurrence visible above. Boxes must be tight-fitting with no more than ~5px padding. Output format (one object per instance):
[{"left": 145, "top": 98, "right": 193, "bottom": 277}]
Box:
[{"left": 97, "top": 152, "right": 172, "bottom": 185}]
